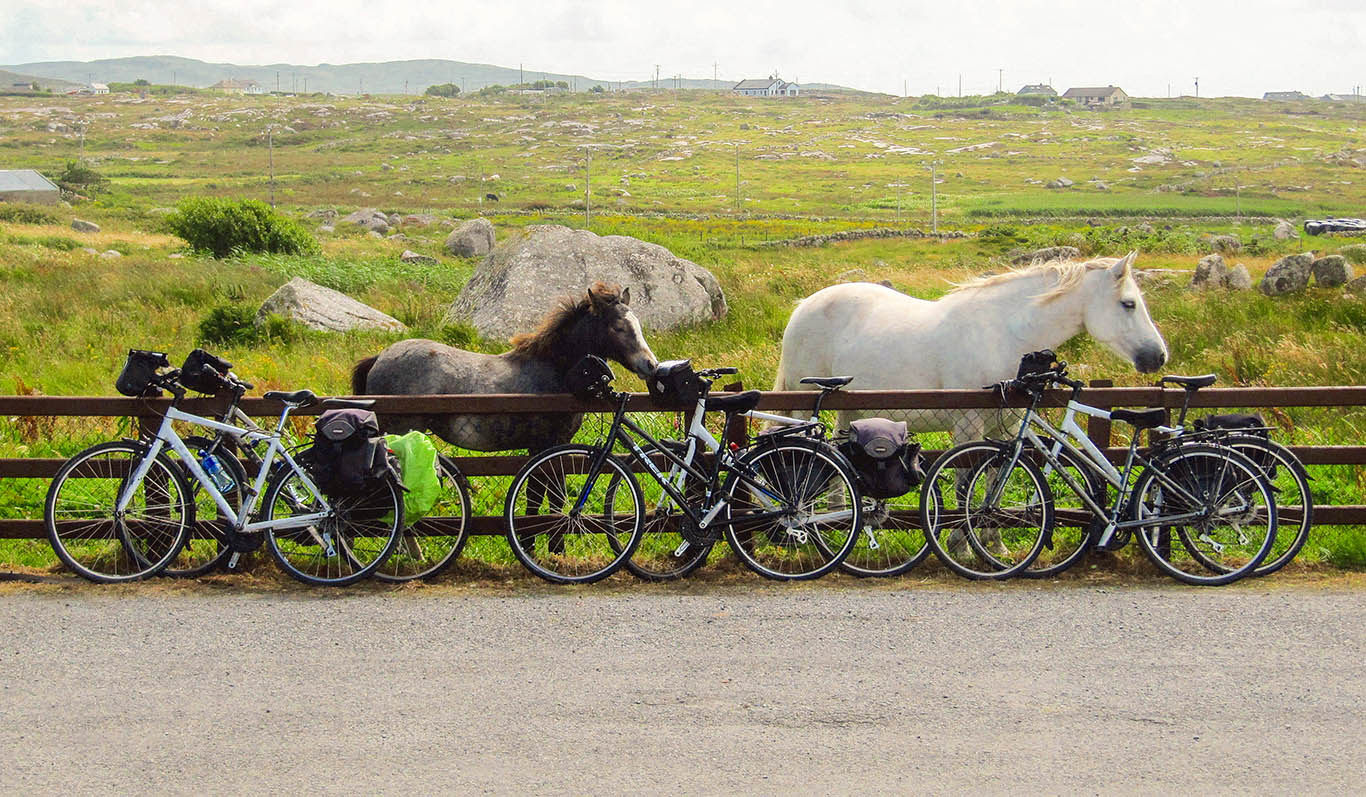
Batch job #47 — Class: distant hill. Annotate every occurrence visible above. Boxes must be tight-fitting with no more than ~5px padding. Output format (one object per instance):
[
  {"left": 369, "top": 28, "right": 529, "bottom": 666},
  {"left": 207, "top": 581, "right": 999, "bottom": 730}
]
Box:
[
  {"left": 0, "top": 68, "right": 81, "bottom": 93},
  {"left": 1, "top": 55, "right": 857, "bottom": 95}
]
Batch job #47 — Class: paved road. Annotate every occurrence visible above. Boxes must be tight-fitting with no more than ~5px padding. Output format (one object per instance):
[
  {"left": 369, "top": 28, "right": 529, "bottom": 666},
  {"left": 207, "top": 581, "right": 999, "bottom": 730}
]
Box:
[{"left": 1, "top": 583, "right": 1362, "bottom": 794}]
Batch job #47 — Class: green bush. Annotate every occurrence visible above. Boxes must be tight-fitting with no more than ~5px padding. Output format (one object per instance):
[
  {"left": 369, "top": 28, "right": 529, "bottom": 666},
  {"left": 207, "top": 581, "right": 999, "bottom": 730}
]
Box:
[
  {"left": 166, "top": 197, "right": 319, "bottom": 258},
  {"left": 56, "top": 160, "right": 109, "bottom": 195},
  {"left": 199, "top": 303, "right": 307, "bottom": 346},
  {"left": 0, "top": 204, "right": 58, "bottom": 225},
  {"left": 424, "top": 83, "right": 461, "bottom": 98}
]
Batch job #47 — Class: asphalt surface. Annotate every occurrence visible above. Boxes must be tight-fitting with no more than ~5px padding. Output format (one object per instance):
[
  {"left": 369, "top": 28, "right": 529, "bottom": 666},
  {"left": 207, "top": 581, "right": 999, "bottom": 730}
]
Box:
[{"left": 1, "top": 584, "right": 1362, "bottom": 794}]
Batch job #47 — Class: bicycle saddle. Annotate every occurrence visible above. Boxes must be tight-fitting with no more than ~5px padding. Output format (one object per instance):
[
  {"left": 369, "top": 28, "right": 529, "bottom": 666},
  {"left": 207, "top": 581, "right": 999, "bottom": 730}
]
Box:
[
  {"left": 263, "top": 389, "right": 318, "bottom": 406},
  {"left": 799, "top": 376, "right": 854, "bottom": 389},
  {"left": 1160, "top": 374, "right": 1217, "bottom": 390},
  {"left": 1111, "top": 407, "right": 1169, "bottom": 430},
  {"left": 705, "top": 390, "right": 762, "bottom": 414}
]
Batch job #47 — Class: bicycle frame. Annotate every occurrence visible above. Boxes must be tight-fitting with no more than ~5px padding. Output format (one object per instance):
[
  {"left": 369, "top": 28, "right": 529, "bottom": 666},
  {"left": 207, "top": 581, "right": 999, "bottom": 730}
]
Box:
[
  {"left": 117, "top": 404, "right": 331, "bottom": 536},
  {"left": 999, "top": 395, "right": 1243, "bottom": 548}
]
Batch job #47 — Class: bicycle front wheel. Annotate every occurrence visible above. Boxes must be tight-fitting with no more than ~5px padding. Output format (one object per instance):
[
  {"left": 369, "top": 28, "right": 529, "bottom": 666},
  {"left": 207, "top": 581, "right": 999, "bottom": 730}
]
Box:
[
  {"left": 45, "top": 441, "right": 193, "bottom": 583},
  {"left": 505, "top": 444, "right": 644, "bottom": 584},
  {"left": 920, "top": 442, "right": 1052, "bottom": 580},
  {"left": 262, "top": 468, "right": 403, "bottom": 586},
  {"left": 839, "top": 491, "right": 932, "bottom": 577},
  {"left": 1131, "top": 444, "right": 1277, "bottom": 586},
  {"left": 723, "top": 440, "right": 862, "bottom": 580},
  {"left": 374, "top": 455, "right": 472, "bottom": 582}
]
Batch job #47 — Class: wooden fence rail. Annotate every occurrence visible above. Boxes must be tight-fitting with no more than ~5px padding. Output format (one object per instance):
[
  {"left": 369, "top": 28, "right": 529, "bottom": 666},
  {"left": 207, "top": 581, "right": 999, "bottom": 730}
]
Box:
[{"left": 3, "top": 384, "right": 1365, "bottom": 539}]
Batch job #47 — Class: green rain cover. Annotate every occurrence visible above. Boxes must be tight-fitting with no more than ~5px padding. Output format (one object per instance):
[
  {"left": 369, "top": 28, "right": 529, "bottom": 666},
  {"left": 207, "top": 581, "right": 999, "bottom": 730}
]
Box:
[{"left": 385, "top": 431, "right": 441, "bottom": 524}]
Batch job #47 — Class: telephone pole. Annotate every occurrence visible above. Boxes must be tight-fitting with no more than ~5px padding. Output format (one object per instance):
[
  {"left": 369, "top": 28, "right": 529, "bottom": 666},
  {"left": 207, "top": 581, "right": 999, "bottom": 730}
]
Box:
[
  {"left": 958, "top": 73, "right": 962, "bottom": 97},
  {"left": 997, "top": 68, "right": 1003, "bottom": 94},
  {"left": 655, "top": 65, "right": 660, "bottom": 90},
  {"left": 276, "top": 71, "right": 280, "bottom": 92},
  {"left": 520, "top": 63, "right": 524, "bottom": 85},
  {"left": 1194, "top": 77, "right": 1199, "bottom": 98},
  {"left": 713, "top": 62, "right": 719, "bottom": 88},
  {"left": 267, "top": 126, "right": 276, "bottom": 207}
]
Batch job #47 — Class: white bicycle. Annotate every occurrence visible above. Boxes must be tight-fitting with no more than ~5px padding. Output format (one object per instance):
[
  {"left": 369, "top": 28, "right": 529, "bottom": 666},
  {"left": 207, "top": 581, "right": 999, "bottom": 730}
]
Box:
[{"left": 44, "top": 350, "right": 403, "bottom": 585}]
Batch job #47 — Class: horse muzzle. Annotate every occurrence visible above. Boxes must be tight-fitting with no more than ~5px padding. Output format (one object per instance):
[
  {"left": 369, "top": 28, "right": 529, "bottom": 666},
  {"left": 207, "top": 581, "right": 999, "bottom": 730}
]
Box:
[{"left": 1134, "top": 346, "right": 1167, "bottom": 374}]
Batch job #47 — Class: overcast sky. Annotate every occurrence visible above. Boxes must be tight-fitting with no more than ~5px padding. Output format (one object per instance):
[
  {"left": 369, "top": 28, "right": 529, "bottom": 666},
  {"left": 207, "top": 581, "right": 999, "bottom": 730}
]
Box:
[{"left": 2, "top": 0, "right": 1363, "bottom": 97}]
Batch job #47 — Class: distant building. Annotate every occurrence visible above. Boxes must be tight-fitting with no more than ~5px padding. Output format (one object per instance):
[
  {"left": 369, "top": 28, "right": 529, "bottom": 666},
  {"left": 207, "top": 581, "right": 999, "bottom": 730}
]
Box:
[
  {"left": 0, "top": 169, "right": 61, "bottom": 204},
  {"left": 1320, "top": 93, "right": 1366, "bottom": 103},
  {"left": 1062, "top": 85, "right": 1129, "bottom": 107},
  {"left": 1017, "top": 84, "right": 1057, "bottom": 97},
  {"left": 89, "top": 83, "right": 109, "bottom": 95},
  {"left": 1263, "top": 91, "right": 1310, "bottom": 101},
  {"left": 733, "top": 76, "right": 799, "bottom": 97},
  {"left": 210, "top": 79, "right": 266, "bottom": 95}
]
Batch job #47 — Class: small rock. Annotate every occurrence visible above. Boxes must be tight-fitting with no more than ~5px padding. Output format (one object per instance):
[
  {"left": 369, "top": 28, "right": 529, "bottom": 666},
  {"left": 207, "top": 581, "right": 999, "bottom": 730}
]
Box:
[
  {"left": 400, "top": 249, "right": 438, "bottom": 265},
  {"left": 1272, "top": 220, "right": 1299, "bottom": 241},
  {"left": 1093, "top": 181, "right": 1110, "bottom": 191},
  {"left": 304, "top": 208, "right": 338, "bottom": 222},
  {"left": 341, "top": 207, "right": 390, "bottom": 234},
  {"left": 835, "top": 268, "right": 867, "bottom": 283},
  {"left": 318, "top": 224, "right": 335, "bottom": 233},
  {"left": 99, "top": 249, "right": 121, "bottom": 258},
  {"left": 1046, "top": 177, "right": 1074, "bottom": 189},
  {"left": 1225, "top": 263, "right": 1253, "bottom": 291},
  {"left": 168, "top": 253, "right": 185, "bottom": 260},
  {"left": 563, "top": 183, "right": 578, "bottom": 192},
  {"left": 386, "top": 233, "right": 408, "bottom": 242},
  {"left": 1191, "top": 254, "right": 1229, "bottom": 290},
  {"left": 71, "top": 219, "right": 100, "bottom": 233},
  {"left": 1310, "top": 254, "right": 1354, "bottom": 287},
  {"left": 387, "top": 213, "right": 403, "bottom": 226},
  {"left": 1012, "top": 245, "right": 1080, "bottom": 265},
  {"left": 80, "top": 247, "right": 98, "bottom": 255},
  {"left": 1260, "top": 252, "right": 1314, "bottom": 296},
  {"left": 1209, "top": 234, "right": 1242, "bottom": 254},
  {"left": 1345, "top": 275, "right": 1366, "bottom": 293},
  {"left": 444, "top": 217, "right": 496, "bottom": 258},
  {"left": 367, "top": 230, "right": 383, "bottom": 239},
  {"left": 1339, "top": 244, "right": 1366, "bottom": 266}
]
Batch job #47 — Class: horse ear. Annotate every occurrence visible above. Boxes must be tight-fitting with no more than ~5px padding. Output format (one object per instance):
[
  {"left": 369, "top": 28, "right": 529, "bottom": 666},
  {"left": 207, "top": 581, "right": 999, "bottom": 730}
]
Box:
[
  {"left": 586, "top": 289, "right": 601, "bottom": 313},
  {"left": 621, "top": 286, "right": 630, "bottom": 305},
  {"left": 1110, "top": 250, "right": 1137, "bottom": 281}
]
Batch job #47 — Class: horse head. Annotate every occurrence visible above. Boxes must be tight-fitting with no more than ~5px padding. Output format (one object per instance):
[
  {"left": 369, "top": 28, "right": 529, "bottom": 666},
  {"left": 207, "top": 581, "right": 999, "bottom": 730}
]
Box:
[
  {"left": 582, "top": 283, "right": 659, "bottom": 377},
  {"left": 1081, "top": 251, "right": 1168, "bottom": 373}
]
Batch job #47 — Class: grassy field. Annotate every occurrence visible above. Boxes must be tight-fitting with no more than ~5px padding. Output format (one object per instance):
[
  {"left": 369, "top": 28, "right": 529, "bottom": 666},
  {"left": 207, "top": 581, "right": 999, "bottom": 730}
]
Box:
[{"left": 1, "top": 88, "right": 1365, "bottom": 574}]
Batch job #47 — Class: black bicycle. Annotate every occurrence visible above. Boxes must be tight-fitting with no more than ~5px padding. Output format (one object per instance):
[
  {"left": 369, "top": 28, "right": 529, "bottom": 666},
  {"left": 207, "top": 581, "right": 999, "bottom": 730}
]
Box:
[{"left": 503, "top": 359, "right": 864, "bottom": 584}]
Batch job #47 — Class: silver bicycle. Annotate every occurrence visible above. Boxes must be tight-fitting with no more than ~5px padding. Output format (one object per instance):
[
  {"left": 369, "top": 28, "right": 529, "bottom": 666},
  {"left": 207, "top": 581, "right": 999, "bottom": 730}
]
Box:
[{"left": 44, "top": 350, "right": 404, "bottom": 585}]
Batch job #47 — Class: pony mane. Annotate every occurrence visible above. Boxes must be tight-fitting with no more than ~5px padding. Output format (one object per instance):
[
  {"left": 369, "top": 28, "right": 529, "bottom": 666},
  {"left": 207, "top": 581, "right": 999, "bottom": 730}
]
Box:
[
  {"left": 507, "top": 282, "right": 623, "bottom": 360},
  {"left": 949, "top": 256, "right": 1121, "bottom": 302}
]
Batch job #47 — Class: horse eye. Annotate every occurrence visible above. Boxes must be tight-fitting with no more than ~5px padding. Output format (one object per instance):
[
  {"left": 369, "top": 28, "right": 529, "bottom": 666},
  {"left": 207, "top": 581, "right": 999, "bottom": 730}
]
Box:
[{"left": 1121, "top": 299, "right": 1136, "bottom": 310}]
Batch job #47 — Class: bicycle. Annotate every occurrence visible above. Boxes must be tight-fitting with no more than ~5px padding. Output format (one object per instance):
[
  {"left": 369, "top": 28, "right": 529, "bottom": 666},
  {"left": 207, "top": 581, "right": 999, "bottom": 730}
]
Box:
[
  {"left": 919, "top": 356, "right": 1279, "bottom": 585},
  {"left": 503, "top": 358, "right": 863, "bottom": 584},
  {"left": 1158, "top": 374, "right": 1313, "bottom": 577},
  {"left": 45, "top": 350, "right": 404, "bottom": 585}
]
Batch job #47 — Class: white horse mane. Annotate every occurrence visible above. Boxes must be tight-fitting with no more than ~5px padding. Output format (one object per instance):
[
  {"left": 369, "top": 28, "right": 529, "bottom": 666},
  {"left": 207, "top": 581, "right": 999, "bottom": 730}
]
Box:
[{"left": 949, "top": 256, "right": 1122, "bottom": 302}]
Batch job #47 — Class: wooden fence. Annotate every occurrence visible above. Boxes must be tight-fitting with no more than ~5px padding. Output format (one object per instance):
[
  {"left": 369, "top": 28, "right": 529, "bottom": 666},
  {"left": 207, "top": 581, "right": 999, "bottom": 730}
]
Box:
[{"left": 2, "top": 382, "right": 1365, "bottom": 540}]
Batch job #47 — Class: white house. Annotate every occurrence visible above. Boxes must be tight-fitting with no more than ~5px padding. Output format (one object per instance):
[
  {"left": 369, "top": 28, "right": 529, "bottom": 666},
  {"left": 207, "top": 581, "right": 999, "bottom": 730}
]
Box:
[
  {"left": 733, "top": 76, "right": 799, "bottom": 97},
  {"left": 210, "top": 79, "right": 267, "bottom": 95},
  {"left": 89, "top": 83, "right": 109, "bottom": 95}
]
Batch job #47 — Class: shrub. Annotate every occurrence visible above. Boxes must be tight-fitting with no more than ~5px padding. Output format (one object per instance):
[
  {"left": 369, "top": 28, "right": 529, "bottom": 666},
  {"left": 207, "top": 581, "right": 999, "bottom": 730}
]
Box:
[
  {"left": 56, "top": 160, "right": 109, "bottom": 195},
  {"left": 424, "top": 83, "right": 461, "bottom": 98},
  {"left": 199, "top": 303, "right": 306, "bottom": 345},
  {"left": 0, "top": 204, "right": 58, "bottom": 224},
  {"left": 166, "top": 197, "right": 319, "bottom": 258}
]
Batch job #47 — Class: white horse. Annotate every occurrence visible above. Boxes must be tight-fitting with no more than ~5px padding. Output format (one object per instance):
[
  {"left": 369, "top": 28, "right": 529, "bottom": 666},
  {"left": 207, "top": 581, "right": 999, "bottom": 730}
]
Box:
[{"left": 775, "top": 251, "right": 1168, "bottom": 440}]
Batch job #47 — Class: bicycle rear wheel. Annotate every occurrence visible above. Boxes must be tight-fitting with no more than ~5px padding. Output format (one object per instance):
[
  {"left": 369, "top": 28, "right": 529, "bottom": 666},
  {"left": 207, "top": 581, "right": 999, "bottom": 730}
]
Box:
[
  {"left": 613, "top": 462, "right": 713, "bottom": 581},
  {"left": 159, "top": 435, "right": 246, "bottom": 578},
  {"left": 838, "top": 491, "right": 932, "bottom": 577},
  {"left": 1224, "top": 436, "right": 1312, "bottom": 576},
  {"left": 505, "top": 444, "right": 644, "bottom": 584},
  {"left": 723, "top": 440, "right": 861, "bottom": 580},
  {"left": 44, "top": 441, "right": 192, "bottom": 583},
  {"left": 1023, "top": 446, "right": 1107, "bottom": 578},
  {"left": 374, "top": 455, "right": 472, "bottom": 582},
  {"left": 1131, "top": 444, "right": 1277, "bottom": 586},
  {"left": 919, "top": 442, "right": 1052, "bottom": 580},
  {"left": 262, "top": 467, "right": 403, "bottom": 586}
]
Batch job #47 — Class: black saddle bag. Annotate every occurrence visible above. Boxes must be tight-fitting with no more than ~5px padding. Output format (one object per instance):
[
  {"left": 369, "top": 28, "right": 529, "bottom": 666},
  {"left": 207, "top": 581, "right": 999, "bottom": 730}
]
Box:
[
  {"left": 839, "top": 418, "right": 924, "bottom": 500},
  {"left": 1193, "top": 413, "right": 1274, "bottom": 474},
  {"left": 303, "top": 408, "right": 401, "bottom": 500}
]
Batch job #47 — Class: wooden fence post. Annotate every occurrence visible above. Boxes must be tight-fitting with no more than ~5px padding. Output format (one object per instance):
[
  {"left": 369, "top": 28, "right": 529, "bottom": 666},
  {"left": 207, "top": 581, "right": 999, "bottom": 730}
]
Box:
[{"left": 1086, "top": 379, "right": 1113, "bottom": 450}]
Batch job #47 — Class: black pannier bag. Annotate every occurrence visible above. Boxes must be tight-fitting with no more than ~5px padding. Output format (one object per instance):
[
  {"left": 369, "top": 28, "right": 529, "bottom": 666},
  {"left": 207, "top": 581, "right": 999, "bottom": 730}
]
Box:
[
  {"left": 179, "top": 348, "right": 232, "bottom": 394},
  {"left": 648, "top": 359, "right": 706, "bottom": 409},
  {"left": 839, "top": 418, "right": 925, "bottom": 500},
  {"left": 303, "top": 408, "right": 401, "bottom": 500},
  {"left": 1193, "top": 413, "right": 1274, "bottom": 474},
  {"left": 1017, "top": 349, "right": 1061, "bottom": 379},
  {"left": 566, "top": 354, "right": 615, "bottom": 400},
  {"left": 115, "top": 349, "right": 171, "bottom": 396}
]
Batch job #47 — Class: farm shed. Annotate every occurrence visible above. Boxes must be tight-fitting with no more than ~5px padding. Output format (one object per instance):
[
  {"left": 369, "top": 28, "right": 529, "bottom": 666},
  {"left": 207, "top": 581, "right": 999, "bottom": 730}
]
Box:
[
  {"left": 1017, "top": 84, "right": 1057, "bottom": 97},
  {"left": 1062, "top": 86, "right": 1128, "bottom": 107},
  {"left": 0, "top": 169, "right": 61, "bottom": 204}
]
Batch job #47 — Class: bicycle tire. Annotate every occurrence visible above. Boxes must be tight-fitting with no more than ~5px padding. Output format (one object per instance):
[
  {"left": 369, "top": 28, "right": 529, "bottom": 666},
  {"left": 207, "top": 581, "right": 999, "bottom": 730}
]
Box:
[
  {"left": 261, "top": 466, "right": 404, "bottom": 586},
  {"left": 723, "top": 439, "right": 862, "bottom": 581},
  {"left": 45, "top": 440, "right": 193, "bottom": 583},
  {"left": 1223, "top": 435, "right": 1312, "bottom": 576},
  {"left": 158, "top": 435, "right": 247, "bottom": 578},
  {"left": 609, "top": 464, "right": 713, "bottom": 582},
  {"left": 1130, "top": 443, "right": 1277, "bottom": 586},
  {"left": 838, "top": 491, "right": 933, "bottom": 578},
  {"left": 374, "top": 455, "right": 472, "bottom": 582},
  {"left": 919, "top": 441, "right": 1052, "bottom": 580},
  {"left": 1022, "top": 445, "right": 1108, "bottom": 578},
  {"left": 504, "top": 444, "right": 645, "bottom": 585}
]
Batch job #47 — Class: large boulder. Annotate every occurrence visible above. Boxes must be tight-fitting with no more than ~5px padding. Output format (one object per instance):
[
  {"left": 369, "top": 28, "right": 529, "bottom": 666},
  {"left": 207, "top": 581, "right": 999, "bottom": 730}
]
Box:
[
  {"left": 71, "top": 219, "right": 100, "bottom": 233},
  {"left": 1046, "top": 177, "right": 1074, "bottom": 189},
  {"left": 1310, "top": 254, "right": 1354, "bottom": 287},
  {"left": 1191, "top": 254, "right": 1229, "bottom": 290},
  {"left": 1208, "top": 234, "right": 1242, "bottom": 254},
  {"left": 257, "top": 277, "right": 405, "bottom": 333},
  {"left": 1011, "top": 245, "right": 1080, "bottom": 265},
  {"left": 1259, "top": 253, "right": 1314, "bottom": 296},
  {"left": 400, "top": 249, "right": 437, "bottom": 265},
  {"left": 1272, "top": 220, "right": 1298, "bottom": 241},
  {"left": 1340, "top": 244, "right": 1366, "bottom": 266},
  {"left": 445, "top": 217, "right": 496, "bottom": 258},
  {"left": 341, "top": 208, "right": 390, "bottom": 234},
  {"left": 446, "top": 224, "right": 727, "bottom": 340},
  {"left": 1225, "top": 263, "right": 1253, "bottom": 291}
]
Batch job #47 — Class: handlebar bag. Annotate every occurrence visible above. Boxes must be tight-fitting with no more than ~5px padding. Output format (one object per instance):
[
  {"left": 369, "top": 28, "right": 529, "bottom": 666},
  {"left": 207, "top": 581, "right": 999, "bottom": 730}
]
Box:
[
  {"left": 115, "top": 349, "right": 170, "bottom": 397},
  {"left": 179, "top": 348, "right": 233, "bottom": 394},
  {"left": 1192, "top": 413, "right": 1274, "bottom": 475},
  {"left": 648, "top": 359, "right": 705, "bottom": 409},
  {"left": 839, "top": 417, "right": 924, "bottom": 499},
  {"left": 566, "top": 354, "right": 615, "bottom": 400},
  {"left": 1017, "top": 349, "right": 1060, "bottom": 379}
]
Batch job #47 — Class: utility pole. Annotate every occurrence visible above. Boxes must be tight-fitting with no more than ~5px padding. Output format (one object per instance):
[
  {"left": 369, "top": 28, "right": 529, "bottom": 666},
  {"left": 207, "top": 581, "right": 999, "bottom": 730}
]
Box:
[
  {"left": 359, "top": 77, "right": 364, "bottom": 94},
  {"left": 172, "top": 70, "right": 176, "bottom": 87},
  {"left": 903, "top": 79, "right": 907, "bottom": 97},
  {"left": 655, "top": 65, "right": 660, "bottom": 90},
  {"left": 267, "top": 126, "right": 276, "bottom": 207},
  {"left": 997, "top": 68, "right": 1003, "bottom": 94},
  {"left": 276, "top": 71, "right": 280, "bottom": 92},
  {"left": 404, "top": 79, "right": 408, "bottom": 95},
  {"left": 1194, "top": 77, "right": 1199, "bottom": 98},
  {"left": 958, "top": 74, "right": 962, "bottom": 97},
  {"left": 520, "top": 63, "right": 524, "bottom": 85},
  {"left": 462, "top": 77, "right": 466, "bottom": 95},
  {"left": 303, "top": 77, "right": 308, "bottom": 93},
  {"left": 713, "top": 62, "right": 719, "bottom": 88}
]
